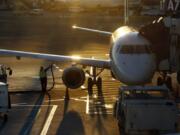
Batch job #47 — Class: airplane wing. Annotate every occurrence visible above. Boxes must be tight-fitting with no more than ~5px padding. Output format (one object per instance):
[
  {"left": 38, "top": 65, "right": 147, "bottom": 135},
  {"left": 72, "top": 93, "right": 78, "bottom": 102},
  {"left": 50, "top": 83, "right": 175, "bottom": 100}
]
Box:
[
  {"left": 0, "top": 49, "right": 110, "bottom": 69},
  {"left": 72, "top": 25, "right": 112, "bottom": 35}
]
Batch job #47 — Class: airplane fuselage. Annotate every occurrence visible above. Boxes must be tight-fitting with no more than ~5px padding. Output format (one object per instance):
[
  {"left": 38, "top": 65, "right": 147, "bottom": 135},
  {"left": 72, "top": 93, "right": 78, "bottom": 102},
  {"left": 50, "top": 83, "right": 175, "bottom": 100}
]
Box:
[{"left": 110, "top": 26, "right": 156, "bottom": 85}]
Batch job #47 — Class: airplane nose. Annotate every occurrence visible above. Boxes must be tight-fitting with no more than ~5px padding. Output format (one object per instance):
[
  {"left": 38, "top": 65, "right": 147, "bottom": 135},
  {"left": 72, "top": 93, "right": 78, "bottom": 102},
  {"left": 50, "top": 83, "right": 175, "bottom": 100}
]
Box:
[{"left": 119, "top": 55, "right": 156, "bottom": 84}]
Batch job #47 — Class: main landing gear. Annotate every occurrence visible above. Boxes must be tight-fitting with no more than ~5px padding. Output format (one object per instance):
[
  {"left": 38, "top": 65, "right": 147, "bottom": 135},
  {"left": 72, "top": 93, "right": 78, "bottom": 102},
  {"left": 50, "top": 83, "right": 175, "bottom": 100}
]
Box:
[
  {"left": 86, "top": 67, "right": 104, "bottom": 96},
  {"left": 157, "top": 72, "right": 172, "bottom": 90}
]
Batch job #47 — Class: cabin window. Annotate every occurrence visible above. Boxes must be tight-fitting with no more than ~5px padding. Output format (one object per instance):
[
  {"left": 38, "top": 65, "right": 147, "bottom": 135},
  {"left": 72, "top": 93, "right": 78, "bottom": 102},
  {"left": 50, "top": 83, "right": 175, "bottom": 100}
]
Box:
[{"left": 119, "top": 45, "right": 151, "bottom": 54}]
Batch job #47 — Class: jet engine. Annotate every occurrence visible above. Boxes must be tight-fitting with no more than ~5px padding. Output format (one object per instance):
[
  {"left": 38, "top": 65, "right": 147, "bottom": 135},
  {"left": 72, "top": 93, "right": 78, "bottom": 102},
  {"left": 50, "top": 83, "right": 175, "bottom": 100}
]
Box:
[{"left": 62, "top": 66, "right": 85, "bottom": 89}]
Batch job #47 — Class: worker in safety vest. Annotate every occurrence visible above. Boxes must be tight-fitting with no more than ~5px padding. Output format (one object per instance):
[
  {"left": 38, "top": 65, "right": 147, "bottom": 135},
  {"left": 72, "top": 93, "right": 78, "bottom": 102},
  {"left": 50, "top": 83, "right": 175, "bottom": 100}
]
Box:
[
  {"left": 0, "top": 65, "right": 12, "bottom": 83},
  {"left": 39, "top": 65, "right": 51, "bottom": 92}
]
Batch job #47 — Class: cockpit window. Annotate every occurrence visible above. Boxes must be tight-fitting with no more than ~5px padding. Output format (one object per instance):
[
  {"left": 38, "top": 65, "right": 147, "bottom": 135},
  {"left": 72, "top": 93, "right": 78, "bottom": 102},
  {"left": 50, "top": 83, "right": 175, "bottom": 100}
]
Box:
[{"left": 120, "top": 45, "right": 151, "bottom": 54}]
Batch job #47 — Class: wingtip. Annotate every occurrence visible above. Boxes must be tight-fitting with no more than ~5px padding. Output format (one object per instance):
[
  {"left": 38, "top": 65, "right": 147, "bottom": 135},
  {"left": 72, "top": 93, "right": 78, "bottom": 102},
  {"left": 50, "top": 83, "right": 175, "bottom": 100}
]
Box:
[{"left": 72, "top": 25, "right": 77, "bottom": 29}]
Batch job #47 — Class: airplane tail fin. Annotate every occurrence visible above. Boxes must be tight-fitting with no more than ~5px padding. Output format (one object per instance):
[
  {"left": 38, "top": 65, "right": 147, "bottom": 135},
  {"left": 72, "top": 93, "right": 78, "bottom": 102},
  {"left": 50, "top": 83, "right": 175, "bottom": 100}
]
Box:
[{"left": 72, "top": 25, "right": 112, "bottom": 36}]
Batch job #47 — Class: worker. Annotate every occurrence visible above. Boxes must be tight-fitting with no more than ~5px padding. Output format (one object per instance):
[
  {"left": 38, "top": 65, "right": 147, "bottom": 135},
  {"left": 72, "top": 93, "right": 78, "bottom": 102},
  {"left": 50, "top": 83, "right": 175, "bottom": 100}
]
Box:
[
  {"left": 0, "top": 65, "right": 6, "bottom": 83},
  {"left": 0, "top": 65, "right": 12, "bottom": 83},
  {"left": 39, "top": 65, "right": 51, "bottom": 92}
]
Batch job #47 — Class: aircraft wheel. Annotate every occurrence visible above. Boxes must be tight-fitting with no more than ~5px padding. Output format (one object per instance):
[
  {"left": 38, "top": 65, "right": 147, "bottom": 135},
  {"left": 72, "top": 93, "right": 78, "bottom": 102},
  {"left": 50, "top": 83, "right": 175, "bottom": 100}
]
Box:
[
  {"left": 88, "top": 78, "right": 93, "bottom": 96},
  {"left": 157, "top": 77, "right": 164, "bottom": 86},
  {"left": 175, "top": 122, "right": 178, "bottom": 132},
  {"left": 4, "top": 114, "right": 8, "bottom": 122},
  {"left": 177, "top": 71, "right": 180, "bottom": 84},
  {"left": 97, "top": 77, "right": 102, "bottom": 90},
  {"left": 113, "top": 101, "right": 117, "bottom": 118},
  {"left": 165, "top": 76, "right": 172, "bottom": 90},
  {"left": 119, "top": 113, "right": 126, "bottom": 135}
]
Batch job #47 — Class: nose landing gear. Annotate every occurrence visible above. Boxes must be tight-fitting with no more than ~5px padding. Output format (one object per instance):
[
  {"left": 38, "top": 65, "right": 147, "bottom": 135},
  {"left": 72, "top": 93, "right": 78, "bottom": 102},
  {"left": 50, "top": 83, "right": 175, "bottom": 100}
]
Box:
[
  {"left": 86, "top": 67, "right": 104, "bottom": 96},
  {"left": 177, "top": 71, "right": 180, "bottom": 84},
  {"left": 157, "top": 72, "right": 172, "bottom": 90}
]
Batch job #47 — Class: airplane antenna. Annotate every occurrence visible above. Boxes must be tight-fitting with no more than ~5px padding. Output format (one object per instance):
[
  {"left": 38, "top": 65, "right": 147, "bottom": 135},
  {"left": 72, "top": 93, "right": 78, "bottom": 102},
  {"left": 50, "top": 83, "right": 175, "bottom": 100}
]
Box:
[{"left": 124, "top": 0, "right": 129, "bottom": 25}]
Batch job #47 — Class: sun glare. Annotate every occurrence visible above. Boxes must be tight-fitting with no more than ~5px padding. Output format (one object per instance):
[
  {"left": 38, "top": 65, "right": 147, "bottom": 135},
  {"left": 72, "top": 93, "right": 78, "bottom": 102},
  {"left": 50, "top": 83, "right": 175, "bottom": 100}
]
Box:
[
  {"left": 112, "top": 26, "right": 136, "bottom": 41},
  {"left": 72, "top": 55, "right": 81, "bottom": 60},
  {"left": 72, "top": 25, "right": 77, "bottom": 29}
]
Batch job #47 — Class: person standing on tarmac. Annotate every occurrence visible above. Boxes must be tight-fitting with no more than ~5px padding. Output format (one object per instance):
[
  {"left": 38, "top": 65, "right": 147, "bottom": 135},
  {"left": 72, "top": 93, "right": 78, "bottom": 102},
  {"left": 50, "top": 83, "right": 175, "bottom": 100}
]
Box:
[
  {"left": 0, "top": 65, "right": 12, "bottom": 83},
  {"left": 39, "top": 65, "right": 52, "bottom": 92},
  {"left": 0, "top": 66, "right": 7, "bottom": 83}
]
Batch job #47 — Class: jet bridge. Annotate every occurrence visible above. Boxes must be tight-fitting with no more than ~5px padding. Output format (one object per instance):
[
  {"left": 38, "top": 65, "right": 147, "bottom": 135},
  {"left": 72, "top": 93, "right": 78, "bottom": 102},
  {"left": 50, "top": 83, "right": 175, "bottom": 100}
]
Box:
[
  {"left": 158, "top": 0, "right": 180, "bottom": 72},
  {"left": 158, "top": 17, "right": 180, "bottom": 73},
  {"left": 139, "top": 15, "right": 180, "bottom": 86}
]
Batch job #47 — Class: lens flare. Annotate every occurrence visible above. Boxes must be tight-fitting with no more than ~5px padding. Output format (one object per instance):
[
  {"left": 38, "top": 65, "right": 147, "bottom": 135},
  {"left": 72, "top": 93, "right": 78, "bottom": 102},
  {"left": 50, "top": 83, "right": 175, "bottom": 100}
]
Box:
[
  {"left": 72, "top": 25, "right": 77, "bottom": 29},
  {"left": 72, "top": 55, "right": 81, "bottom": 60}
]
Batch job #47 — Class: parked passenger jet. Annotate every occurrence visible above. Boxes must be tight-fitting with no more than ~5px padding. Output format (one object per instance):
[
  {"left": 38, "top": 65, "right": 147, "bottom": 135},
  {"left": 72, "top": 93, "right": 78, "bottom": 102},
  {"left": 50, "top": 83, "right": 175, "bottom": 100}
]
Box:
[{"left": 0, "top": 24, "right": 157, "bottom": 93}]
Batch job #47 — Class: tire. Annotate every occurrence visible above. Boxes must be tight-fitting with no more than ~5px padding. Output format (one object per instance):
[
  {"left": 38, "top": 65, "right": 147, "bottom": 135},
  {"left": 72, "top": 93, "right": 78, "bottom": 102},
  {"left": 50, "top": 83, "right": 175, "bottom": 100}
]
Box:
[
  {"left": 177, "top": 71, "right": 180, "bottom": 84},
  {"left": 88, "top": 78, "right": 93, "bottom": 96},
  {"left": 4, "top": 114, "right": 8, "bottom": 122},
  {"left": 175, "top": 122, "right": 178, "bottom": 132},
  {"left": 157, "top": 77, "right": 163, "bottom": 85},
  {"left": 8, "top": 93, "right": 11, "bottom": 109},
  {"left": 97, "top": 77, "right": 102, "bottom": 91},
  {"left": 165, "top": 76, "right": 172, "bottom": 90},
  {"left": 118, "top": 121, "right": 122, "bottom": 134},
  {"left": 113, "top": 101, "right": 117, "bottom": 118},
  {"left": 118, "top": 115, "right": 126, "bottom": 135}
]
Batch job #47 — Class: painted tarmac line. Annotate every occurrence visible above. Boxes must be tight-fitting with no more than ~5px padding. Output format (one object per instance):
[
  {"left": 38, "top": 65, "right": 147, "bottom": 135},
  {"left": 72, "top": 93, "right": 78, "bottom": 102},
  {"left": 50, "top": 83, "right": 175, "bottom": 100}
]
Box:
[
  {"left": 40, "top": 105, "right": 58, "bottom": 135},
  {"left": 45, "top": 98, "right": 87, "bottom": 103},
  {"left": 12, "top": 104, "right": 55, "bottom": 107},
  {"left": 11, "top": 102, "right": 28, "bottom": 106},
  {"left": 86, "top": 95, "right": 89, "bottom": 114},
  {"left": 88, "top": 112, "right": 113, "bottom": 115},
  {"left": 71, "top": 98, "right": 87, "bottom": 102},
  {"left": 44, "top": 99, "right": 64, "bottom": 102}
]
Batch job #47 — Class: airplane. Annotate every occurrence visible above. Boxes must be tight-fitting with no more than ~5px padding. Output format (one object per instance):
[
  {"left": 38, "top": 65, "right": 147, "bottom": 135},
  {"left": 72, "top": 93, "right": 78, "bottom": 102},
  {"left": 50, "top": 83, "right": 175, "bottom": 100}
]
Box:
[{"left": 0, "top": 17, "right": 175, "bottom": 94}]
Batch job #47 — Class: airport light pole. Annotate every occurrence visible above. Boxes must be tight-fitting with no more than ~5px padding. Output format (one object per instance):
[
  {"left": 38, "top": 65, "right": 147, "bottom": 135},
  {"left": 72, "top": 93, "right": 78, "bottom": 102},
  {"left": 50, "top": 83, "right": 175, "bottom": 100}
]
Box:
[{"left": 124, "top": 0, "right": 129, "bottom": 25}]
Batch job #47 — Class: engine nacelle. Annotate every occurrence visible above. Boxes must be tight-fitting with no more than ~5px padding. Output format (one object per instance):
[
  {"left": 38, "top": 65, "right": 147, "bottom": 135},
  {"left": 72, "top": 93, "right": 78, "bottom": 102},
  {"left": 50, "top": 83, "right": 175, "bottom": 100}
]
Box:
[{"left": 62, "top": 66, "right": 85, "bottom": 89}]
